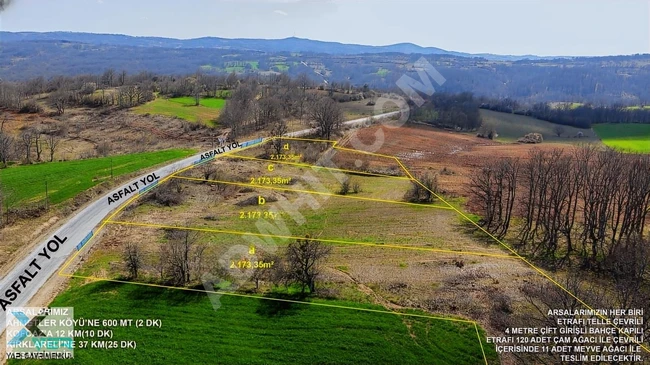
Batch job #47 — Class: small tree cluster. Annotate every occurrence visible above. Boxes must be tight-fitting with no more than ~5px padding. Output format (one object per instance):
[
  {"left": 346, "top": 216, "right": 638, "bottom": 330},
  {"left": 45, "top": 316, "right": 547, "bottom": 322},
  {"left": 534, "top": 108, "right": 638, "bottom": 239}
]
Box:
[{"left": 405, "top": 173, "right": 438, "bottom": 203}]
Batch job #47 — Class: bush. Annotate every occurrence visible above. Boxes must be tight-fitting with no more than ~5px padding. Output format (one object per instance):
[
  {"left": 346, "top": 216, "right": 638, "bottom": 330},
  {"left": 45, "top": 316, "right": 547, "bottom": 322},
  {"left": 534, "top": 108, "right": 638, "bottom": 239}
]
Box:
[
  {"left": 352, "top": 181, "right": 361, "bottom": 194},
  {"left": 18, "top": 101, "right": 43, "bottom": 114},
  {"left": 151, "top": 179, "right": 184, "bottom": 206},
  {"left": 404, "top": 173, "right": 438, "bottom": 203},
  {"left": 96, "top": 141, "right": 111, "bottom": 157},
  {"left": 338, "top": 179, "right": 350, "bottom": 195}
]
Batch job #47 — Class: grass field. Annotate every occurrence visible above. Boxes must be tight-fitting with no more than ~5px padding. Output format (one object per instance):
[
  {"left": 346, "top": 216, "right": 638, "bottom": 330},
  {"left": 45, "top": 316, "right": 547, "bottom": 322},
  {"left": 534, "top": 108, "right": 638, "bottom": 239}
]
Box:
[
  {"left": 133, "top": 96, "right": 226, "bottom": 123},
  {"left": 15, "top": 281, "right": 495, "bottom": 365},
  {"left": 0, "top": 149, "right": 195, "bottom": 205},
  {"left": 479, "top": 109, "right": 598, "bottom": 142},
  {"left": 593, "top": 123, "right": 650, "bottom": 153},
  {"left": 376, "top": 68, "right": 391, "bottom": 77}
]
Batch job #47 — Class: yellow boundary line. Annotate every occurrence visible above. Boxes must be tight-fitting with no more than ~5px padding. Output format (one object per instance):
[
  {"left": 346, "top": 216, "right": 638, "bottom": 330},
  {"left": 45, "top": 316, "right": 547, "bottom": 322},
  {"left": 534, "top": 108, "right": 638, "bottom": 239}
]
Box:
[
  {"left": 66, "top": 274, "right": 475, "bottom": 324},
  {"left": 55, "top": 132, "right": 650, "bottom": 360},
  {"left": 54, "top": 136, "right": 493, "bottom": 364},
  {"left": 222, "top": 153, "right": 412, "bottom": 180},
  {"left": 66, "top": 272, "right": 489, "bottom": 364},
  {"left": 104, "top": 220, "right": 519, "bottom": 260},
  {"left": 393, "top": 157, "right": 650, "bottom": 354},
  {"left": 172, "top": 175, "right": 453, "bottom": 211}
]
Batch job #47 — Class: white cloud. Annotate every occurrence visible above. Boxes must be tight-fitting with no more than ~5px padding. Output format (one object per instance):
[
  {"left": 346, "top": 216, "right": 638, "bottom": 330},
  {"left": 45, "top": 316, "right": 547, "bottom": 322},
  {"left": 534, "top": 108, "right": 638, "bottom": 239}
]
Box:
[{"left": 273, "top": 9, "right": 288, "bottom": 16}]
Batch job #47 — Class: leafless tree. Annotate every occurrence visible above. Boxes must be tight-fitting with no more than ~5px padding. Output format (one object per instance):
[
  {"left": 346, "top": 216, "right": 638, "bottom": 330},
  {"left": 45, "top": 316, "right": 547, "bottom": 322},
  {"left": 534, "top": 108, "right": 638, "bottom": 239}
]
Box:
[
  {"left": 217, "top": 84, "right": 255, "bottom": 138},
  {"left": 101, "top": 68, "right": 115, "bottom": 88},
  {"left": 19, "top": 128, "right": 33, "bottom": 163},
  {"left": 285, "top": 235, "right": 332, "bottom": 294},
  {"left": 0, "top": 132, "right": 14, "bottom": 167},
  {"left": 46, "top": 132, "right": 61, "bottom": 162},
  {"left": 309, "top": 96, "right": 342, "bottom": 140},
  {"left": 119, "top": 70, "right": 127, "bottom": 86},
  {"left": 252, "top": 96, "right": 282, "bottom": 130},
  {"left": 199, "top": 163, "right": 217, "bottom": 182},
  {"left": 0, "top": 113, "right": 7, "bottom": 133},
  {"left": 250, "top": 253, "right": 280, "bottom": 291},
  {"left": 553, "top": 125, "right": 565, "bottom": 137},
  {"left": 152, "top": 179, "right": 184, "bottom": 206},
  {"left": 469, "top": 158, "right": 519, "bottom": 239},
  {"left": 271, "top": 120, "right": 288, "bottom": 155},
  {"left": 122, "top": 242, "right": 143, "bottom": 279},
  {"left": 50, "top": 91, "right": 67, "bottom": 115},
  {"left": 33, "top": 127, "right": 44, "bottom": 162},
  {"left": 164, "top": 229, "right": 205, "bottom": 286}
]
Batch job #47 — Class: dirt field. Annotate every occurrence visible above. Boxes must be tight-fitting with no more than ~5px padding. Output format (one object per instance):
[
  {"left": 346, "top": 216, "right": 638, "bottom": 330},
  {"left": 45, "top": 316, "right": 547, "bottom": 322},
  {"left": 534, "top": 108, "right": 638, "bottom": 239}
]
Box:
[
  {"left": 341, "top": 122, "right": 586, "bottom": 196},
  {"left": 68, "top": 149, "right": 543, "bottom": 365}
]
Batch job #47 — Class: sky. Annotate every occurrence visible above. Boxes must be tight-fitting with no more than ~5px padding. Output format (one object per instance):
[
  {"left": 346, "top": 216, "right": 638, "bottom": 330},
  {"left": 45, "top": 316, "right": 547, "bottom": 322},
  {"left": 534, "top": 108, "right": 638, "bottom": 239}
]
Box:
[{"left": 0, "top": 0, "right": 648, "bottom": 56}]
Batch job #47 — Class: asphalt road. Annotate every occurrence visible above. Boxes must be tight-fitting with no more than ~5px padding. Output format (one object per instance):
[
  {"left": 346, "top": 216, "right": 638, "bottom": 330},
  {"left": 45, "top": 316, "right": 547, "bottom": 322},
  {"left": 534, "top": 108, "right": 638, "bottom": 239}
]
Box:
[{"left": 0, "top": 111, "right": 398, "bottom": 335}]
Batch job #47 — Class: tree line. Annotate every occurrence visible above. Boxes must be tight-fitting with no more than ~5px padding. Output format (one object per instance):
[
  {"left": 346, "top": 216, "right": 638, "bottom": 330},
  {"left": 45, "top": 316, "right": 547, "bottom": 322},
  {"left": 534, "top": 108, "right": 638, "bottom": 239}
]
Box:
[
  {"left": 410, "top": 92, "right": 483, "bottom": 131},
  {"left": 469, "top": 146, "right": 650, "bottom": 275},
  {"left": 7, "top": 40, "right": 650, "bottom": 104},
  {"left": 480, "top": 98, "right": 650, "bottom": 129},
  {"left": 216, "top": 73, "right": 344, "bottom": 140},
  {"left": 123, "top": 231, "right": 331, "bottom": 295}
]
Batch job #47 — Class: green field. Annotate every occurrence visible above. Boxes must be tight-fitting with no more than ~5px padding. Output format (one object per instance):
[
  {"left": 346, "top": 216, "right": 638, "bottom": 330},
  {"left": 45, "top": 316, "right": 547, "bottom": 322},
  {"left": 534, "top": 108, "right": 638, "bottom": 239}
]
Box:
[
  {"left": 0, "top": 149, "right": 195, "bottom": 205},
  {"left": 593, "top": 123, "right": 650, "bottom": 153},
  {"left": 272, "top": 62, "right": 289, "bottom": 72},
  {"left": 13, "top": 281, "right": 496, "bottom": 365},
  {"left": 479, "top": 109, "right": 597, "bottom": 142},
  {"left": 376, "top": 68, "right": 391, "bottom": 77},
  {"left": 133, "top": 96, "right": 225, "bottom": 123},
  {"left": 624, "top": 105, "right": 650, "bottom": 111}
]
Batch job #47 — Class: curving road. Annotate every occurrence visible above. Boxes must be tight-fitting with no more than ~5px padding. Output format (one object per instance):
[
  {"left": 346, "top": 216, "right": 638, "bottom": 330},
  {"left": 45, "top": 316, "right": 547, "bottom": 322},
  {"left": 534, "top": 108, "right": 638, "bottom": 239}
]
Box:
[{"left": 0, "top": 111, "right": 398, "bottom": 336}]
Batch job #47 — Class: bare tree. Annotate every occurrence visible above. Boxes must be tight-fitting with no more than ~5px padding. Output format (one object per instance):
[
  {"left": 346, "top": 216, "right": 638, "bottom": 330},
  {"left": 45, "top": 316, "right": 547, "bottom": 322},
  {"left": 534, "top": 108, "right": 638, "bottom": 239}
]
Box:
[
  {"left": 152, "top": 179, "right": 184, "bottom": 206},
  {"left": 122, "top": 242, "right": 143, "bottom": 279},
  {"left": 0, "top": 113, "right": 7, "bottom": 133},
  {"left": 285, "top": 235, "right": 332, "bottom": 294},
  {"left": 33, "top": 127, "right": 44, "bottom": 162},
  {"left": 199, "top": 163, "right": 217, "bottom": 182},
  {"left": 119, "top": 70, "right": 127, "bottom": 86},
  {"left": 164, "top": 229, "right": 204, "bottom": 286},
  {"left": 0, "top": 132, "right": 14, "bottom": 167},
  {"left": 250, "top": 253, "right": 280, "bottom": 291},
  {"left": 217, "top": 84, "right": 255, "bottom": 138},
  {"left": 469, "top": 158, "right": 519, "bottom": 239},
  {"left": 252, "top": 96, "right": 281, "bottom": 130},
  {"left": 46, "top": 132, "right": 61, "bottom": 162},
  {"left": 51, "top": 91, "right": 67, "bottom": 115},
  {"left": 101, "top": 68, "right": 115, "bottom": 88},
  {"left": 553, "top": 125, "right": 565, "bottom": 137},
  {"left": 309, "top": 97, "right": 342, "bottom": 140},
  {"left": 271, "top": 120, "right": 288, "bottom": 155},
  {"left": 19, "top": 128, "right": 33, "bottom": 163}
]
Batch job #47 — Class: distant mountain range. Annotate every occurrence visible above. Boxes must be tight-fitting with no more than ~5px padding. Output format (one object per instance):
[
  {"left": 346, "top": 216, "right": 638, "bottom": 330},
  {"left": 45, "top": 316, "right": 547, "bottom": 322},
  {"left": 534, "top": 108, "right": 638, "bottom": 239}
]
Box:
[
  {"left": 1, "top": 31, "right": 650, "bottom": 104},
  {"left": 0, "top": 31, "right": 553, "bottom": 61}
]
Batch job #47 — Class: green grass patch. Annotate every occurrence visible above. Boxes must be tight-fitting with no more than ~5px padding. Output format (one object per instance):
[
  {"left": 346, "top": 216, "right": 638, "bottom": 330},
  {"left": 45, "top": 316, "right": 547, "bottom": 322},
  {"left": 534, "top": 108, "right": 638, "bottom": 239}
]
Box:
[
  {"left": 132, "top": 96, "right": 225, "bottom": 123},
  {"left": 13, "top": 281, "right": 496, "bottom": 365},
  {"left": 376, "top": 67, "right": 391, "bottom": 77},
  {"left": 593, "top": 123, "right": 650, "bottom": 153},
  {"left": 624, "top": 105, "right": 650, "bottom": 110},
  {"left": 479, "top": 109, "right": 598, "bottom": 143},
  {"left": 0, "top": 149, "right": 195, "bottom": 205}
]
